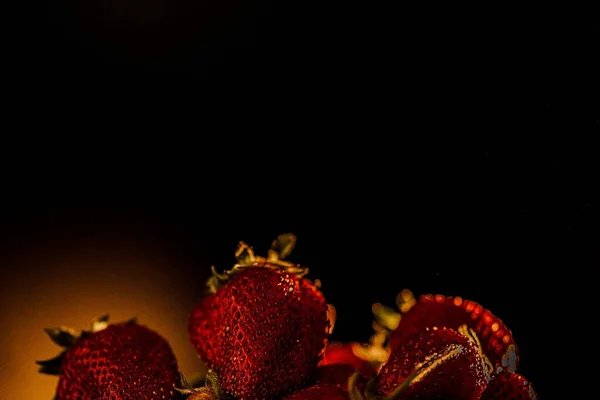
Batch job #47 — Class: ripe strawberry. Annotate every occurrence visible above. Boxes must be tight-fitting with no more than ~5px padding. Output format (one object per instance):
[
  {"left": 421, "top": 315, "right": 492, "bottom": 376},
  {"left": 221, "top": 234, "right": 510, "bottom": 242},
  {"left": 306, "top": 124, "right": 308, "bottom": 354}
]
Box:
[
  {"left": 378, "top": 290, "right": 518, "bottom": 373},
  {"left": 36, "top": 315, "right": 179, "bottom": 400},
  {"left": 480, "top": 371, "right": 538, "bottom": 400},
  {"left": 319, "top": 342, "right": 378, "bottom": 377},
  {"left": 376, "top": 326, "right": 488, "bottom": 400},
  {"left": 282, "top": 384, "right": 349, "bottom": 400},
  {"left": 188, "top": 234, "right": 333, "bottom": 400}
]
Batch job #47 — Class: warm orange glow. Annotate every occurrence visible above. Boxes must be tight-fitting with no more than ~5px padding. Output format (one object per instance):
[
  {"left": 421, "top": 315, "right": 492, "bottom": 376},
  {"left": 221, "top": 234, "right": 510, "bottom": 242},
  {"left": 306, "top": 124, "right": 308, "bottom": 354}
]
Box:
[
  {"left": 0, "top": 226, "right": 206, "bottom": 398},
  {"left": 491, "top": 322, "right": 500, "bottom": 332},
  {"left": 453, "top": 297, "right": 463, "bottom": 306},
  {"left": 482, "top": 312, "right": 493, "bottom": 324}
]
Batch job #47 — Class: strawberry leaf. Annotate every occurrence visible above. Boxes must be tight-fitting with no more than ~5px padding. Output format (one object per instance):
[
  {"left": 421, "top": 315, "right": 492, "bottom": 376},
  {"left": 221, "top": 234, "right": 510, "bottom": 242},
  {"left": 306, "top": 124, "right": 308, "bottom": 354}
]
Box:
[
  {"left": 235, "top": 242, "right": 255, "bottom": 265},
  {"left": 44, "top": 327, "right": 77, "bottom": 347},
  {"left": 91, "top": 314, "right": 109, "bottom": 332},
  {"left": 36, "top": 352, "right": 66, "bottom": 375},
  {"left": 271, "top": 233, "right": 296, "bottom": 260}
]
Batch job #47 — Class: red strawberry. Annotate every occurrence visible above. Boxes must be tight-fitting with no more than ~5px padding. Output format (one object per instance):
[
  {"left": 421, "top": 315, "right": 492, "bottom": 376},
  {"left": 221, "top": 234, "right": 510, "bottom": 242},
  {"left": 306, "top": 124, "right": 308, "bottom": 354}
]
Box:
[
  {"left": 36, "top": 315, "right": 179, "bottom": 400},
  {"left": 282, "top": 384, "right": 349, "bottom": 400},
  {"left": 313, "top": 364, "right": 368, "bottom": 392},
  {"left": 319, "top": 342, "right": 378, "bottom": 377},
  {"left": 380, "top": 290, "right": 518, "bottom": 373},
  {"left": 188, "top": 234, "right": 333, "bottom": 400},
  {"left": 480, "top": 371, "right": 538, "bottom": 400},
  {"left": 376, "top": 326, "right": 488, "bottom": 400}
]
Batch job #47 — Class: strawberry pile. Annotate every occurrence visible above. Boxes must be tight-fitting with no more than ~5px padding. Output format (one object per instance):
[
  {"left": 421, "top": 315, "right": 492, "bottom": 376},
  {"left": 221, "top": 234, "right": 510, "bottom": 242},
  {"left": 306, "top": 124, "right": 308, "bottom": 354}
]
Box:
[{"left": 37, "top": 234, "right": 537, "bottom": 400}]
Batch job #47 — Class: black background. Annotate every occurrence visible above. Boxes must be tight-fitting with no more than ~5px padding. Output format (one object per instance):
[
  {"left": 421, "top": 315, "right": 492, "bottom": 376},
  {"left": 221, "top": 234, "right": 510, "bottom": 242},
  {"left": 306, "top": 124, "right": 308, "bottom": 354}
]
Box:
[{"left": 3, "top": 2, "right": 599, "bottom": 398}]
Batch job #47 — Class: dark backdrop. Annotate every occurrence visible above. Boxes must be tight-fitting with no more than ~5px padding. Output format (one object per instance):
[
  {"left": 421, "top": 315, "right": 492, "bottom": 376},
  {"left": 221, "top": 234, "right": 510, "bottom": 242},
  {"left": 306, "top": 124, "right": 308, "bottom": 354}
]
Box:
[{"left": 2, "top": 1, "right": 599, "bottom": 398}]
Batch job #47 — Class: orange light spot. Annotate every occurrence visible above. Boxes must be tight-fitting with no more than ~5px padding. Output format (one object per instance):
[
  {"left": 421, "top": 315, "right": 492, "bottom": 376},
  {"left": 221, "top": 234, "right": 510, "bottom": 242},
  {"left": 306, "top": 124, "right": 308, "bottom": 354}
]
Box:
[
  {"left": 453, "top": 297, "right": 463, "bottom": 306},
  {"left": 483, "top": 313, "right": 493, "bottom": 324},
  {"left": 434, "top": 294, "right": 444, "bottom": 303},
  {"left": 465, "top": 302, "right": 475, "bottom": 312},
  {"left": 473, "top": 305, "right": 483, "bottom": 314},
  {"left": 491, "top": 322, "right": 499, "bottom": 331},
  {"left": 502, "top": 335, "right": 511, "bottom": 344}
]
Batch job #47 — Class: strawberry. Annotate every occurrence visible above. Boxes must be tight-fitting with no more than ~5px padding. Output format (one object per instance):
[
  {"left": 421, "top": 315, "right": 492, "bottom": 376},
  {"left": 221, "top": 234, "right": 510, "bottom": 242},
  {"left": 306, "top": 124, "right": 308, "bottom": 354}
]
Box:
[
  {"left": 315, "top": 332, "right": 394, "bottom": 392},
  {"left": 319, "top": 342, "right": 378, "bottom": 377},
  {"left": 188, "top": 234, "right": 334, "bottom": 400},
  {"left": 376, "top": 326, "right": 488, "bottom": 400},
  {"left": 375, "top": 289, "right": 518, "bottom": 373},
  {"left": 282, "top": 384, "right": 349, "bottom": 400},
  {"left": 313, "top": 364, "right": 367, "bottom": 392},
  {"left": 480, "top": 371, "right": 538, "bottom": 400},
  {"left": 36, "top": 315, "right": 180, "bottom": 400}
]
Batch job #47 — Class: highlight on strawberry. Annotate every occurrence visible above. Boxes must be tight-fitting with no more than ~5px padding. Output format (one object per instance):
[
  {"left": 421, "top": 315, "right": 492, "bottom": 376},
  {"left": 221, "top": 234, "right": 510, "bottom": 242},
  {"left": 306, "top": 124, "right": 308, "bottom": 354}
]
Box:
[
  {"left": 36, "top": 315, "right": 180, "bottom": 400},
  {"left": 187, "top": 234, "right": 336, "bottom": 400}
]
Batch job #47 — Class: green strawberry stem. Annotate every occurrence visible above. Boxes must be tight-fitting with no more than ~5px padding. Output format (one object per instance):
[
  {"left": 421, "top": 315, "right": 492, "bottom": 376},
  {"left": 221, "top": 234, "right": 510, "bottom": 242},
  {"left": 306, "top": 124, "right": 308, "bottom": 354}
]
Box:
[
  {"left": 35, "top": 315, "right": 135, "bottom": 375},
  {"left": 205, "top": 233, "right": 313, "bottom": 294},
  {"left": 175, "top": 369, "right": 223, "bottom": 400},
  {"left": 351, "top": 304, "right": 400, "bottom": 374},
  {"left": 352, "top": 290, "right": 417, "bottom": 375}
]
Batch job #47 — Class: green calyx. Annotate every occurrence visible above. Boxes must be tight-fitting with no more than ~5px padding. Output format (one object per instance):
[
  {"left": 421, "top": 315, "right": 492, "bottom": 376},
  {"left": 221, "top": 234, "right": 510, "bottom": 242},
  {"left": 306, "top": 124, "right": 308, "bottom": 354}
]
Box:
[
  {"left": 35, "top": 315, "right": 137, "bottom": 375},
  {"left": 205, "top": 233, "right": 311, "bottom": 294},
  {"left": 175, "top": 369, "right": 223, "bottom": 400}
]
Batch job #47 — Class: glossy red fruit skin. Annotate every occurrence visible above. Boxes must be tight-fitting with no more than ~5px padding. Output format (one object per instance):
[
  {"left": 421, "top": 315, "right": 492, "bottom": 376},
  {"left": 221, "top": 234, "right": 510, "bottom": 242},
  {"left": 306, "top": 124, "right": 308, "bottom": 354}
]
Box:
[
  {"left": 56, "top": 323, "right": 179, "bottom": 400},
  {"left": 391, "top": 294, "right": 518, "bottom": 371},
  {"left": 319, "top": 342, "right": 377, "bottom": 377},
  {"left": 282, "top": 383, "right": 349, "bottom": 400},
  {"left": 480, "top": 371, "right": 538, "bottom": 400},
  {"left": 377, "top": 327, "right": 487, "bottom": 400},
  {"left": 189, "top": 267, "right": 329, "bottom": 400}
]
